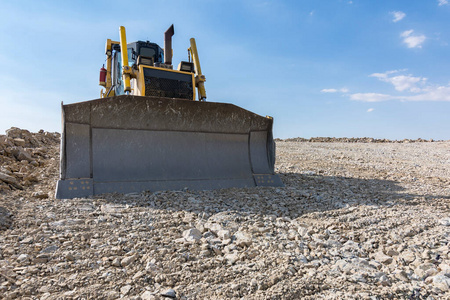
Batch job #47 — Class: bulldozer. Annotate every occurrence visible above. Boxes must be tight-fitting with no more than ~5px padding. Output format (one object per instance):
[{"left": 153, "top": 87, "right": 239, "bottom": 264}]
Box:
[{"left": 55, "top": 25, "right": 283, "bottom": 199}]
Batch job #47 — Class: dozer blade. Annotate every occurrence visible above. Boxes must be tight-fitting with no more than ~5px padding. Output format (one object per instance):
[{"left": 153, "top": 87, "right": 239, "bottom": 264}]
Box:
[{"left": 55, "top": 95, "right": 283, "bottom": 199}]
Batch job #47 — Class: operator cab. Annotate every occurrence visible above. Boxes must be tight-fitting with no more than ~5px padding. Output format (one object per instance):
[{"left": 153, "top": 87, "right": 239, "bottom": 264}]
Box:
[
  {"left": 127, "top": 41, "right": 165, "bottom": 68},
  {"left": 111, "top": 41, "right": 167, "bottom": 96}
]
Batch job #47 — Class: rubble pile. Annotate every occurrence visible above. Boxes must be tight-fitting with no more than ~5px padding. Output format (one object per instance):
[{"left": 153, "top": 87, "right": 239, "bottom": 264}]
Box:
[
  {"left": 0, "top": 128, "right": 449, "bottom": 299},
  {"left": 0, "top": 127, "right": 60, "bottom": 194}
]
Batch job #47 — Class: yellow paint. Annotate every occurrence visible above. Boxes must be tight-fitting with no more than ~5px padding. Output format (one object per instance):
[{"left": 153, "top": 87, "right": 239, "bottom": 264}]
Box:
[
  {"left": 100, "top": 28, "right": 200, "bottom": 100},
  {"left": 119, "top": 26, "right": 131, "bottom": 93},
  {"left": 189, "top": 38, "right": 207, "bottom": 101}
]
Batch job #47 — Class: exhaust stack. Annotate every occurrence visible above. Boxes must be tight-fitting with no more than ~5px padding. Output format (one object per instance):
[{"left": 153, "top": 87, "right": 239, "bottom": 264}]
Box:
[{"left": 164, "top": 24, "right": 174, "bottom": 65}]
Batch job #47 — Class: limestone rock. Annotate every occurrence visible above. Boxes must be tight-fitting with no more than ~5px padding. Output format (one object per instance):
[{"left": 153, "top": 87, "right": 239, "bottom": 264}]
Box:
[
  {"left": 121, "top": 254, "right": 138, "bottom": 267},
  {"left": 183, "top": 228, "right": 202, "bottom": 242},
  {"left": 431, "top": 275, "right": 450, "bottom": 292},
  {"left": 141, "top": 291, "right": 156, "bottom": 300},
  {"left": 374, "top": 251, "right": 393, "bottom": 265},
  {"left": 234, "top": 231, "right": 252, "bottom": 247},
  {"left": 161, "top": 288, "right": 176, "bottom": 298}
]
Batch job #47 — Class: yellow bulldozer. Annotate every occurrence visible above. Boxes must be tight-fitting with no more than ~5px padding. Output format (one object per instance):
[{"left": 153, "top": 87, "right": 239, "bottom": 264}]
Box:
[{"left": 55, "top": 25, "right": 282, "bottom": 199}]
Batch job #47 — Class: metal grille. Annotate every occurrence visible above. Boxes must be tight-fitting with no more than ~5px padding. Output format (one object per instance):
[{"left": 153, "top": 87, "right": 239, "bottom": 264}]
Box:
[{"left": 144, "top": 76, "right": 193, "bottom": 99}]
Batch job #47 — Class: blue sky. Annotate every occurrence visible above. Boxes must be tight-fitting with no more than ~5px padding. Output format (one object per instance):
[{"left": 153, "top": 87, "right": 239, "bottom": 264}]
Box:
[{"left": 1, "top": 0, "right": 449, "bottom": 139}]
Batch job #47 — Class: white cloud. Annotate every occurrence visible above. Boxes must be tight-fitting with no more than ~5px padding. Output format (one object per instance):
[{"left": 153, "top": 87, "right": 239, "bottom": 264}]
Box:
[
  {"left": 405, "top": 85, "right": 450, "bottom": 101},
  {"left": 401, "top": 30, "right": 426, "bottom": 48},
  {"left": 321, "top": 88, "right": 337, "bottom": 93},
  {"left": 438, "top": 0, "right": 448, "bottom": 6},
  {"left": 349, "top": 70, "right": 450, "bottom": 102},
  {"left": 321, "top": 88, "right": 349, "bottom": 93},
  {"left": 350, "top": 93, "right": 395, "bottom": 102},
  {"left": 391, "top": 11, "right": 406, "bottom": 22},
  {"left": 367, "top": 108, "right": 374, "bottom": 112},
  {"left": 309, "top": 10, "right": 314, "bottom": 16},
  {"left": 370, "top": 70, "right": 427, "bottom": 92}
]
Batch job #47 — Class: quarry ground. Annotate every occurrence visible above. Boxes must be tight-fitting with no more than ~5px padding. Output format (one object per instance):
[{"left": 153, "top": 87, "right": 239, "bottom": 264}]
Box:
[{"left": 0, "top": 129, "right": 449, "bottom": 299}]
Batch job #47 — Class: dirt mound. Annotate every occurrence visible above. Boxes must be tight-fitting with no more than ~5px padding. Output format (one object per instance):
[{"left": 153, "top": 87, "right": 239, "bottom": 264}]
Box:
[
  {"left": 0, "top": 127, "right": 60, "bottom": 194},
  {"left": 0, "top": 127, "right": 60, "bottom": 232}
]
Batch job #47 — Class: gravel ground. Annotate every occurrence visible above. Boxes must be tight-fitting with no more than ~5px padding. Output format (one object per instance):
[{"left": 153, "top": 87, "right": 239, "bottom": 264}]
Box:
[{"left": 1, "top": 130, "right": 449, "bottom": 299}]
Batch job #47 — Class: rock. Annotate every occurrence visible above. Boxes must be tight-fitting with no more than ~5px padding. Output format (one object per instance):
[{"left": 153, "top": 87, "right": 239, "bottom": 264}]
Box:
[
  {"left": 399, "top": 249, "right": 416, "bottom": 263},
  {"left": 393, "top": 269, "right": 409, "bottom": 282},
  {"left": 374, "top": 251, "right": 393, "bottom": 265},
  {"left": 121, "top": 254, "right": 138, "bottom": 267},
  {"left": 439, "top": 218, "right": 450, "bottom": 226},
  {"left": 105, "top": 290, "right": 120, "bottom": 299},
  {"left": 0, "top": 206, "right": 13, "bottom": 230},
  {"left": 234, "top": 231, "right": 252, "bottom": 247},
  {"left": 17, "top": 254, "right": 30, "bottom": 264},
  {"left": 20, "top": 236, "right": 34, "bottom": 244},
  {"left": 141, "top": 291, "right": 155, "bottom": 300},
  {"left": 217, "top": 229, "right": 231, "bottom": 240},
  {"left": 11, "top": 147, "right": 34, "bottom": 162},
  {"left": 350, "top": 273, "right": 367, "bottom": 283},
  {"left": 111, "top": 257, "right": 121, "bottom": 267},
  {"left": 161, "top": 288, "right": 176, "bottom": 298},
  {"left": 120, "top": 285, "right": 132, "bottom": 295},
  {"left": 65, "top": 253, "right": 75, "bottom": 261},
  {"left": 182, "top": 228, "right": 202, "bottom": 242},
  {"left": 0, "top": 172, "right": 22, "bottom": 189},
  {"left": 415, "top": 263, "right": 438, "bottom": 279},
  {"left": 430, "top": 274, "right": 450, "bottom": 292},
  {"left": 13, "top": 138, "right": 25, "bottom": 147},
  {"left": 41, "top": 245, "right": 58, "bottom": 253},
  {"left": 335, "top": 258, "right": 376, "bottom": 276},
  {"left": 378, "top": 274, "right": 391, "bottom": 286},
  {"left": 132, "top": 270, "right": 146, "bottom": 280},
  {"left": 225, "top": 253, "right": 239, "bottom": 265},
  {"left": 205, "top": 222, "right": 223, "bottom": 234},
  {"left": 101, "top": 204, "right": 127, "bottom": 214},
  {"left": 32, "top": 191, "right": 49, "bottom": 199},
  {"left": 34, "top": 254, "right": 50, "bottom": 263},
  {"left": 386, "top": 249, "right": 399, "bottom": 257}
]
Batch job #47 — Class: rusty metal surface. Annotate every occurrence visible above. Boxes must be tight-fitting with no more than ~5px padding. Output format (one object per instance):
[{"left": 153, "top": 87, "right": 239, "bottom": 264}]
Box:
[{"left": 56, "top": 95, "right": 283, "bottom": 199}]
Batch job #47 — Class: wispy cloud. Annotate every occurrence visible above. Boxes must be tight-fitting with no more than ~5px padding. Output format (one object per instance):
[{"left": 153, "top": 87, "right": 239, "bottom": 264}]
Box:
[
  {"left": 349, "top": 70, "right": 450, "bottom": 102},
  {"left": 321, "top": 89, "right": 338, "bottom": 93},
  {"left": 321, "top": 88, "right": 349, "bottom": 93},
  {"left": 401, "top": 30, "right": 426, "bottom": 48},
  {"left": 367, "top": 108, "right": 374, "bottom": 112},
  {"left": 350, "top": 93, "right": 394, "bottom": 102},
  {"left": 438, "top": 0, "right": 448, "bottom": 6},
  {"left": 370, "top": 70, "right": 426, "bottom": 92},
  {"left": 391, "top": 11, "right": 406, "bottom": 22}
]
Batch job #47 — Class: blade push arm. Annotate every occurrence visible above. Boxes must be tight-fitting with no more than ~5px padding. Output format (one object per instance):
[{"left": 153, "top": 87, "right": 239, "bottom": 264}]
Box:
[
  {"left": 189, "top": 38, "right": 207, "bottom": 101},
  {"left": 119, "top": 26, "right": 132, "bottom": 94}
]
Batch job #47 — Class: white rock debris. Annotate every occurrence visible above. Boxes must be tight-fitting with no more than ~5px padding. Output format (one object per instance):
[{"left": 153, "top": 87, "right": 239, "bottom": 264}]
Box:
[{"left": 0, "top": 128, "right": 449, "bottom": 299}]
